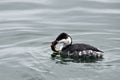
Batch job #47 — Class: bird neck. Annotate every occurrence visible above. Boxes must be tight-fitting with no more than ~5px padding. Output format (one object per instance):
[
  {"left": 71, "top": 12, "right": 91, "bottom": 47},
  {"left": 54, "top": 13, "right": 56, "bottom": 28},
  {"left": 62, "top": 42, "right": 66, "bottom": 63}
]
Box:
[{"left": 59, "top": 42, "right": 72, "bottom": 51}]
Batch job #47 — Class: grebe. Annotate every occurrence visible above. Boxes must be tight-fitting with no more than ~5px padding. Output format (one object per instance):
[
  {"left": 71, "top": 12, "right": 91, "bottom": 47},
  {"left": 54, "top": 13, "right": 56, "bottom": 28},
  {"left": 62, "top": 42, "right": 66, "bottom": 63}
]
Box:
[{"left": 51, "top": 33, "right": 103, "bottom": 60}]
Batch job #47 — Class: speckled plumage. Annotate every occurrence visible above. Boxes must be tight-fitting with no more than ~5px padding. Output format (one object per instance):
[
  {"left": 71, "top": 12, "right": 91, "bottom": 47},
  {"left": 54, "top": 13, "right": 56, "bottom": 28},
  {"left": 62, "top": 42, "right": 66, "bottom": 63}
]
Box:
[
  {"left": 51, "top": 33, "right": 103, "bottom": 61},
  {"left": 61, "top": 43, "right": 103, "bottom": 59}
]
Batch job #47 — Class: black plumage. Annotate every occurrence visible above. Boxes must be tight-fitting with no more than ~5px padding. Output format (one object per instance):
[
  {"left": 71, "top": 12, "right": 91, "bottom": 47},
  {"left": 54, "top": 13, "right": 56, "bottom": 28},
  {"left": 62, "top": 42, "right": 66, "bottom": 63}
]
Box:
[
  {"left": 51, "top": 33, "right": 103, "bottom": 61},
  {"left": 61, "top": 43, "right": 103, "bottom": 59}
]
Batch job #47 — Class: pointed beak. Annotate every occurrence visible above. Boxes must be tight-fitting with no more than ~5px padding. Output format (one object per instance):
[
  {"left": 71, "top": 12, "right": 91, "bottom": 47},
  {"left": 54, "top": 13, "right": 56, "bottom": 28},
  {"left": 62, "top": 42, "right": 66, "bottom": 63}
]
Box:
[{"left": 51, "top": 40, "right": 58, "bottom": 52}]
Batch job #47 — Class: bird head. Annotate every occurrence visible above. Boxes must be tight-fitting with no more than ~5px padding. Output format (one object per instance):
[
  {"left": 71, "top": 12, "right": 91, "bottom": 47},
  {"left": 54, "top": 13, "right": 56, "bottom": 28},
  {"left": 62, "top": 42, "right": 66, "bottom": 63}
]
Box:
[{"left": 51, "top": 33, "right": 72, "bottom": 52}]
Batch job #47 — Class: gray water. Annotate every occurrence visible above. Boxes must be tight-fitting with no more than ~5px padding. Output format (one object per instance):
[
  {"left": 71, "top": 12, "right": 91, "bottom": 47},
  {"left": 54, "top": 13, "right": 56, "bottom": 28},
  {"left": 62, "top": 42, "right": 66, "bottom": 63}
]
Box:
[{"left": 0, "top": 0, "right": 120, "bottom": 80}]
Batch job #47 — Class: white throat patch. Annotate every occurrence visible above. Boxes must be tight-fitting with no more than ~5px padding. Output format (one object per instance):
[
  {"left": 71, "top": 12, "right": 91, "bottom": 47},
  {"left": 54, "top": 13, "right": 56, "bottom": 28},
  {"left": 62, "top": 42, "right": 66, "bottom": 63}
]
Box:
[
  {"left": 59, "top": 37, "right": 71, "bottom": 45},
  {"left": 58, "top": 36, "right": 72, "bottom": 50}
]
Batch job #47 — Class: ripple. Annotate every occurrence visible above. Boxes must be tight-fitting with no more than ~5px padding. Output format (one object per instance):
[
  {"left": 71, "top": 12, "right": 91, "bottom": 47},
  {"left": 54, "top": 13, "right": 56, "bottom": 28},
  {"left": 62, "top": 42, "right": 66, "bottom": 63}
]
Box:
[
  {"left": 0, "top": 26, "right": 31, "bottom": 31},
  {"left": 108, "top": 38, "right": 120, "bottom": 41},
  {"left": 1, "top": 8, "right": 120, "bottom": 18},
  {"left": 0, "top": 0, "right": 51, "bottom": 5},
  {"left": 87, "top": 0, "right": 120, "bottom": 3},
  {"left": 0, "top": 0, "right": 120, "bottom": 80}
]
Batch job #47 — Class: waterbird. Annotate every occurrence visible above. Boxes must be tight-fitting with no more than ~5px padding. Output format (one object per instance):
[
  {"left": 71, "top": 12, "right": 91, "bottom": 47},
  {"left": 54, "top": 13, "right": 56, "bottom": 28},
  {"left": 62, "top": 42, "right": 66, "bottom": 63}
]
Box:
[{"left": 51, "top": 33, "right": 103, "bottom": 61}]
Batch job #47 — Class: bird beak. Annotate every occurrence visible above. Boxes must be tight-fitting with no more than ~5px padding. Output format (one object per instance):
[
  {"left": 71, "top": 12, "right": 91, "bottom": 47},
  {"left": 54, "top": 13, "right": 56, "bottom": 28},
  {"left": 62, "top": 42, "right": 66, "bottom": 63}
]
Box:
[{"left": 51, "top": 40, "right": 58, "bottom": 52}]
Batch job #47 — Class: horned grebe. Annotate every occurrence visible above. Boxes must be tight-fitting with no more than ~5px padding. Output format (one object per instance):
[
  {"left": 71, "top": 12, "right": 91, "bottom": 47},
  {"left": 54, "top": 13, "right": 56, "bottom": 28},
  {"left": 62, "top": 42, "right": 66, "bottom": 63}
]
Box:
[{"left": 51, "top": 33, "right": 103, "bottom": 61}]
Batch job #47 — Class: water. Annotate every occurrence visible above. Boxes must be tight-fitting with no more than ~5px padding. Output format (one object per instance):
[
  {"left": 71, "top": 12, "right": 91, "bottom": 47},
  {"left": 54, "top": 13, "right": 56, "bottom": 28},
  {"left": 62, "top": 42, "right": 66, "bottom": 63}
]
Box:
[{"left": 0, "top": 0, "right": 120, "bottom": 80}]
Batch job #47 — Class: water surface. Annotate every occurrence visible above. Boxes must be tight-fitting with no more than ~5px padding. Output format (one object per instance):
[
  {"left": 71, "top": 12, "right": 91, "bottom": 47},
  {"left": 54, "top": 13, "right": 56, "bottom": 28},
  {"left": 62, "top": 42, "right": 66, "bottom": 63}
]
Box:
[{"left": 0, "top": 0, "right": 120, "bottom": 80}]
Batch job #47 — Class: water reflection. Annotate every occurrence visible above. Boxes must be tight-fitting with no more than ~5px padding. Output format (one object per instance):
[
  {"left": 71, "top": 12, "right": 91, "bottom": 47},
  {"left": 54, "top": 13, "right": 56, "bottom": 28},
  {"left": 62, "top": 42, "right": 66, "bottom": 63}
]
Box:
[{"left": 51, "top": 53, "right": 103, "bottom": 64}]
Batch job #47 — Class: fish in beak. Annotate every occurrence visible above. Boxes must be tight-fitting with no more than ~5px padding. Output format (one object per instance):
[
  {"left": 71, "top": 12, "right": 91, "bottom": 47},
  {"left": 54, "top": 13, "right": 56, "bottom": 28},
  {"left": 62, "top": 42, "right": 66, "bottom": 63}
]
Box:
[
  {"left": 51, "top": 40, "right": 58, "bottom": 52},
  {"left": 51, "top": 33, "right": 72, "bottom": 52}
]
